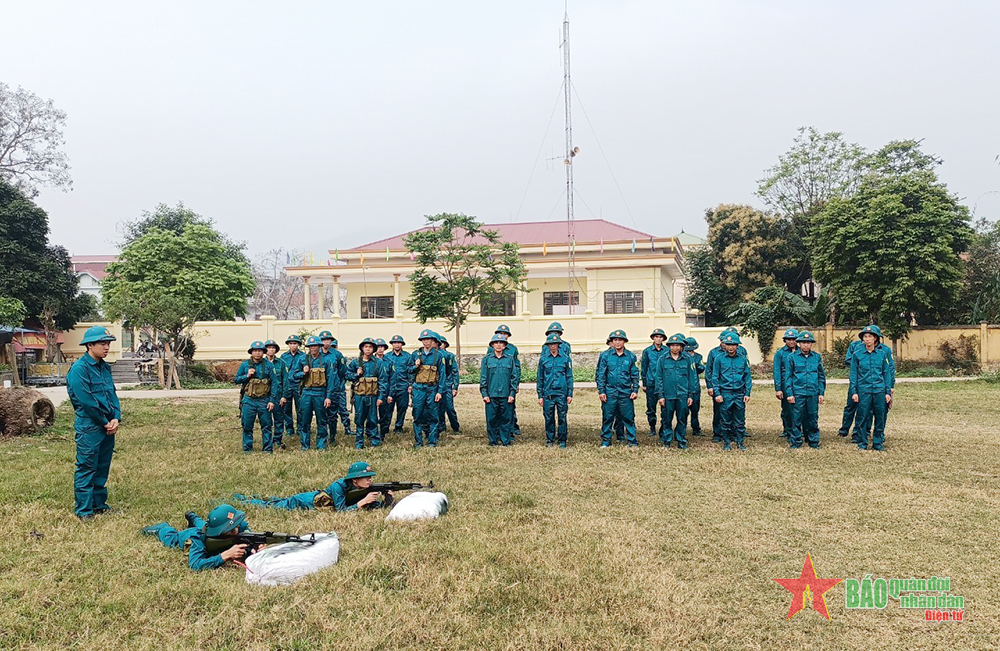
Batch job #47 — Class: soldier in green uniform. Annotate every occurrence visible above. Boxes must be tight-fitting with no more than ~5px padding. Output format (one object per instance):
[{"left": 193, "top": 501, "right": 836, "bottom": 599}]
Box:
[
  {"left": 263, "top": 339, "right": 288, "bottom": 449},
  {"left": 596, "top": 329, "right": 640, "bottom": 448},
  {"left": 347, "top": 338, "right": 389, "bottom": 449},
  {"left": 382, "top": 335, "right": 412, "bottom": 435},
  {"left": 773, "top": 328, "right": 800, "bottom": 441},
  {"left": 288, "top": 336, "right": 337, "bottom": 450},
  {"left": 849, "top": 325, "right": 893, "bottom": 451},
  {"left": 842, "top": 328, "right": 896, "bottom": 443},
  {"left": 705, "top": 327, "right": 747, "bottom": 443},
  {"left": 540, "top": 322, "right": 572, "bottom": 356},
  {"left": 654, "top": 333, "right": 699, "bottom": 449},
  {"left": 783, "top": 331, "right": 826, "bottom": 449},
  {"left": 280, "top": 335, "right": 305, "bottom": 442},
  {"left": 233, "top": 461, "right": 392, "bottom": 511},
  {"left": 684, "top": 336, "right": 705, "bottom": 436},
  {"left": 319, "top": 331, "right": 352, "bottom": 442},
  {"left": 437, "top": 336, "right": 461, "bottom": 434},
  {"left": 66, "top": 325, "right": 121, "bottom": 520},
  {"left": 410, "top": 329, "right": 447, "bottom": 448},
  {"left": 493, "top": 325, "right": 522, "bottom": 436},
  {"left": 536, "top": 333, "right": 574, "bottom": 447},
  {"left": 641, "top": 328, "right": 670, "bottom": 436},
  {"left": 141, "top": 505, "right": 253, "bottom": 571},
  {"left": 481, "top": 334, "right": 520, "bottom": 446},
  {"left": 235, "top": 341, "right": 280, "bottom": 453},
  {"left": 710, "top": 331, "right": 752, "bottom": 450}
]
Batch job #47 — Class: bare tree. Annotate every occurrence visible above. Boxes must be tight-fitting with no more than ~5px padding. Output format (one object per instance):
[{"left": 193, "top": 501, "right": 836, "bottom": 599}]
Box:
[
  {"left": 249, "top": 248, "right": 305, "bottom": 320},
  {"left": 0, "top": 83, "right": 72, "bottom": 196}
]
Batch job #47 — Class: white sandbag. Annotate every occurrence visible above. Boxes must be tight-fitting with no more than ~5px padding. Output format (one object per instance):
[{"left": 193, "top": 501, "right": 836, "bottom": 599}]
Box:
[
  {"left": 385, "top": 491, "right": 449, "bottom": 522},
  {"left": 244, "top": 531, "right": 339, "bottom": 586}
]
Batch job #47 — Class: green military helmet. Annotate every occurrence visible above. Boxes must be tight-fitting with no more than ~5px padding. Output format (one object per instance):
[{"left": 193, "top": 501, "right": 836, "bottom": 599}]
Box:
[
  {"left": 667, "top": 333, "right": 687, "bottom": 345},
  {"left": 285, "top": 334, "right": 303, "bottom": 345},
  {"left": 263, "top": 339, "right": 280, "bottom": 352},
  {"left": 358, "top": 337, "right": 378, "bottom": 352},
  {"left": 247, "top": 340, "right": 267, "bottom": 354},
  {"left": 606, "top": 337, "right": 613, "bottom": 346},
  {"left": 305, "top": 335, "right": 322, "bottom": 347},
  {"left": 608, "top": 329, "right": 628, "bottom": 343},
  {"left": 80, "top": 325, "right": 117, "bottom": 345},
  {"left": 859, "top": 324, "right": 883, "bottom": 340},
  {"left": 545, "top": 322, "right": 564, "bottom": 335},
  {"left": 418, "top": 328, "right": 439, "bottom": 342},
  {"left": 650, "top": 328, "right": 667, "bottom": 340},
  {"left": 495, "top": 324, "right": 512, "bottom": 336},
  {"left": 318, "top": 330, "right": 334, "bottom": 341},
  {"left": 719, "top": 326, "right": 738, "bottom": 340},
  {"left": 489, "top": 333, "right": 508, "bottom": 345},
  {"left": 204, "top": 504, "right": 246, "bottom": 537},
  {"left": 330, "top": 338, "right": 339, "bottom": 349},
  {"left": 345, "top": 461, "right": 376, "bottom": 480},
  {"left": 720, "top": 331, "right": 742, "bottom": 345},
  {"left": 374, "top": 338, "right": 388, "bottom": 349},
  {"left": 545, "top": 333, "right": 563, "bottom": 345},
  {"left": 685, "top": 336, "right": 699, "bottom": 351},
  {"left": 782, "top": 328, "right": 799, "bottom": 341},
  {"left": 796, "top": 330, "right": 816, "bottom": 343},
  {"left": 439, "top": 335, "right": 450, "bottom": 348},
  {"left": 389, "top": 335, "right": 405, "bottom": 345}
]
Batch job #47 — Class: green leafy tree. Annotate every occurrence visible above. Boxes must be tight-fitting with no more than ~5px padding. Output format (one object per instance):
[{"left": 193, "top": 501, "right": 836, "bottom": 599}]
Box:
[
  {"left": 119, "top": 202, "right": 250, "bottom": 269},
  {"left": 0, "top": 297, "right": 26, "bottom": 328},
  {"left": 403, "top": 213, "right": 528, "bottom": 358},
  {"left": 810, "top": 141, "right": 973, "bottom": 342},
  {"left": 959, "top": 218, "right": 1000, "bottom": 324},
  {"left": 0, "top": 179, "right": 92, "bottom": 358},
  {"left": 728, "top": 285, "right": 812, "bottom": 359},
  {"left": 102, "top": 220, "right": 255, "bottom": 387},
  {"left": 682, "top": 246, "right": 738, "bottom": 326},
  {"left": 705, "top": 204, "right": 806, "bottom": 296}
]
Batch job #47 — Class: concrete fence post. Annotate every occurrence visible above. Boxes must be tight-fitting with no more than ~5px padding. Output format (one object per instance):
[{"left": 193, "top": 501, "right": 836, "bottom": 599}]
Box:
[{"left": 981, "top": 321, "right": 989, "bottom": 368}]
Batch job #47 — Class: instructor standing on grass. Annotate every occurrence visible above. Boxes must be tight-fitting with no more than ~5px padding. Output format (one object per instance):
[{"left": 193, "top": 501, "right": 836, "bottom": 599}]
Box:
[{"left": 66, "top": 325, "right": 121, "bottom": 521}]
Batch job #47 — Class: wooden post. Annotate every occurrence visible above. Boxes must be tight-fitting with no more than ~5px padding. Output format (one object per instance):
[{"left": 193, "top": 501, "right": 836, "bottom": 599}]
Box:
[
  {"left": 6, "top": 343, "right": 21, "bottom": 387},
  {"left": 981, "top": 321, "right": 989, "bottom": 369},
  {"left": 157, "top": 357, "right": 165, "bottom": 388}
]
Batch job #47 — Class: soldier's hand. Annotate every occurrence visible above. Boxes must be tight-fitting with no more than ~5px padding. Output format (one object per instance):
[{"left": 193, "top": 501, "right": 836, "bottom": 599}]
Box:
[
  {"left": 567, "top": 396, "right": 572, "bottom": 404},
  {"left": 220, "top": 544, "right": 248, "bottom": 561},
  {"left": 279, "top": 397, "right": 286, "bottom": 407},
  {"left": 267, "top": 402, "right": 274, "bottom": 411},
  {"left": 358, "top": 492, "right": 380, "bottom": 507},
  {"left": 303, "top": 365, "right": 310, "bottom": 373},
  {"left": 885, "top": 394, "right": 892, "bottom": 404},
  {"left": 324, "top": 398, "right": 332, "bottom": 408},
  {"left": 538, "top": 398, "right": 544, "bottom": 406},
  {"left": 852, "top": 394, "right": 859, "bottom": 403},
  {"left": 818, "top": 395, "right": 825, "bottom": 404},
  {"left": 483, "top": 396, "right": 491, "bottom": 403},
  {"left": 599, "top": 393, "right": 607, "bottom": 403},
  {"left": 435, "top": 393, "right": 442, "bottom": 403},
  {"left": 377, "top": 399, "right": 382, "bottom": 407},
  {"left": 715, "top": 396, "right": 723, "bottom": 404},
  {"left": 507, "top": 396, "right": 514, "bottom": 404},
  {"left": 452, "top": 389, "right": 458, "bottom": 397},
  {"left": 743, "top": 396, "right": 751, "bottom": 404},
  {"left": 707, "top": 388, "right": 714, "bottom": 397},
  {"left": 658, "top": 398, "right": 665, "bottom": 407},
  {"left": 413, "top": 358, "right": 421, "bottom": 367},
  {"left": 408, "top": 386, "right": 413, "bottom": 394},
  {"left": 247, "top": 368, "right": 255, "bottom": 377},
  {"left": 357, "top": 368, "right": 364, "bottom": 376},
  {"left": 640, "top": 384, "right": 646, "bottom": 392},
  {"left": 775, "top": 391, "right": 783, "bottom": 400},
  {"left": 687, "top": 398, "right": 693, "bottom": 407},
  {"left": 787, "top": 396, "right": 795, "bottom": 404},
  {"left": 387, "top": 396, "right": 393, "bottom": 404},
  {"left": 105, "top": 418, "right": 120, "bottom": 434},
  {"left": 629, "top": 392, "right": 637, "bottom": 400}
]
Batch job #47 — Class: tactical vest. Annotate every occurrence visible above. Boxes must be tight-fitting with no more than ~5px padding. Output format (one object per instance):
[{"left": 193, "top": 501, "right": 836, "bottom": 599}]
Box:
[
  {"left": 245, "top": 377, "right": 271, "bottom": 399},
  {"left": 414, "top": 362, "right": 439, "bottom": 385},
  {"left": 302, "top": 365, "right": 327, "bottom": 389},
  {"left": 354, "top": 376, "right": 379, "bottom": 396}
]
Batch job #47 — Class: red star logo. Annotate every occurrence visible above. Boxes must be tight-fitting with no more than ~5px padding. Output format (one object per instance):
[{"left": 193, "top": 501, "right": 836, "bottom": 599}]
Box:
[{"left": 773, "top": 553, "right": 843, "bottom": 619}]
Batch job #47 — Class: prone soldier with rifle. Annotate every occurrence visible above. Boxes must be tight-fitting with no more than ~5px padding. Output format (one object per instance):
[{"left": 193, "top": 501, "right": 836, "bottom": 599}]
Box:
[{"left": 233, "top": 461, "right": 432, "bottom": 512}]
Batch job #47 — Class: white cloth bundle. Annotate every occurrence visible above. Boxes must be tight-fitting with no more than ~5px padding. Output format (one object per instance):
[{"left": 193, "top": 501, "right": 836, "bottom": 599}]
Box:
[
  {"left": 385, "top": 491, "right": 449, "bottom": 522},
  {"left": 244, "top": 532, "right": 339, "bottom": 586}
]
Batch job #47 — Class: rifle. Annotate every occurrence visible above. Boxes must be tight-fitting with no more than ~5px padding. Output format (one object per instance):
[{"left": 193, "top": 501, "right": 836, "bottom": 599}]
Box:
[
  {"left": 203, "top": 531, "right": 318, "bottom": 559},
  {"left": 344, "top": 481, "right": 434, "bottom": 508}
]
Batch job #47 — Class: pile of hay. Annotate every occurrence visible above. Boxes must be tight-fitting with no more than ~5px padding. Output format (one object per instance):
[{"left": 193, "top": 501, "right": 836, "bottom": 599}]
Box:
[{"left": 0, "top": 387, "right": 56, "bottom": 437}]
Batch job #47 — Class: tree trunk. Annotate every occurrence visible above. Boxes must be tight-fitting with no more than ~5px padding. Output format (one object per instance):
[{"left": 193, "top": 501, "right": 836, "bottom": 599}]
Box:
[
  {"left": 454, "top": 321, "right": 461, "bottom": 360},
  {"left": 42, "top": 309, "right": 58, "bottom": 363},
  {"left": 0, "top": 387, "right": 56, "bottom": 437}
]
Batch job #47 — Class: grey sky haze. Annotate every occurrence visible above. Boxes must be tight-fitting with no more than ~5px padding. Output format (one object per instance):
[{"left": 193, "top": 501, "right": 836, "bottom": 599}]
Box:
[{"left": 5, "top": 0, "right": 999, "bottom": 258}]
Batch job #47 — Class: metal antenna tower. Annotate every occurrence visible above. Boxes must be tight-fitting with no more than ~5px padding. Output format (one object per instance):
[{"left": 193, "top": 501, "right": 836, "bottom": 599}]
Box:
[{"left": 561, "top": 9, "right": 579, "bottom": 311}]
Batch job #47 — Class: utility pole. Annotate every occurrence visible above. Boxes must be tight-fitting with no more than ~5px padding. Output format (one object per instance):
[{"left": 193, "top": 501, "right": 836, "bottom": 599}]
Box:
[{"left": 561, "top": 10, "right": 579, "bottom": 312}]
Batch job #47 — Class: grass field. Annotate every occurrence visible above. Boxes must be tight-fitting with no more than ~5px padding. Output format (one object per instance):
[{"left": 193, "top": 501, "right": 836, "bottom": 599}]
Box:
[{"left": 2, "top": 382, "right": 998, "bottom": 650}]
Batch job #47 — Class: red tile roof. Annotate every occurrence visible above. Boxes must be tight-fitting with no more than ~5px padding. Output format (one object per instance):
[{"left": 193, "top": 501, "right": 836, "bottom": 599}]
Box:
[
  {"left": 71, "top": 256, "right": 118, "bottom": 280},
  {"left": 345, "top": 219, "right": 656, "bottom": 251}
]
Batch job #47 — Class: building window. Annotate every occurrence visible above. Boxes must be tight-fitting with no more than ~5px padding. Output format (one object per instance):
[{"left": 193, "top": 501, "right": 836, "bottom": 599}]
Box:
[
  {"left": 604, "top": 291, "right": 643, "bottom": 314},
  {"left": 543, "top": 291, "right": 580, "bottom": 316},
  {"left": 361, "top": 296, "right": 394, "bottom": 319},
  {"left": 480, "top": 291, "right": 516, "bottom": 317}
]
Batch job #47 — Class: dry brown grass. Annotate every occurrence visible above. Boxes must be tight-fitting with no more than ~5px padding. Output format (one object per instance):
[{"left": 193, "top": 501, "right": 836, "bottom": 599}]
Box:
[{"left": 0, "top": 382, "right": 997, "bottom": 650}]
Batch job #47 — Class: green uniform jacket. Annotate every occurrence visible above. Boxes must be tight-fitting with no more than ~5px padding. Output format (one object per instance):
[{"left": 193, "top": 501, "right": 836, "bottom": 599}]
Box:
[
  {"left": 187, "top": 520, "right": 249, "bottom": 571},
  {"left": 536, "top": 350, "right": 574, "bottom": 397},
  {"left": 710, "top": 352, "right": 752, "bottom": 395},
  {"left": 653, "top": 352, "right": 699, "bottom": 401},
  {"left": 849, "top": 346, "right": 893, "bottom": 396},
  {"left": 705, "top": 344, "right": 747, "bottom": 392},
  {"left": 266, "top": 356, "right": 288, "bottom": 397},
  {"left": 325, "top": 477, "right": 389, "bottom": 511},
  {"left": 441, "top": 349, "right": 460, "bottom": 391},
  {"left": 321, "top": 347, "right": 348, "bottom": 387},
  {"left": 234, "top": 358, "right": 280, "bottom": 403},
  {"left": 66, "top": 354, "right": 121, "bottom": 431},
  {"left": 480, "top": 351, "right": 520, "bottom": 398},
  {"left": 773, "top": 345, "right": 797, "bottom": 392},
  {"left": 596, "top": 348, "right": 639, "bottom": 397},
  {"left": 384, "top": 349, "right": 412, "bottom": 394},
  {"left": 279, "top": 350, "right": 305, "bottom": 397},
  {"left": 783, "top": 350, "right": 826, "bottom": 397},
  {"left": 641, "top": 344, "right": 669, "bottom": 392}
]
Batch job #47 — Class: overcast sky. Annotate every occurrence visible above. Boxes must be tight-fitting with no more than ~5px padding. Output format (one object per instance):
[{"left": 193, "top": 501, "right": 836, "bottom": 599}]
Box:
[{"left": 5, "top": 0, "right": 999, "bottom": 259}]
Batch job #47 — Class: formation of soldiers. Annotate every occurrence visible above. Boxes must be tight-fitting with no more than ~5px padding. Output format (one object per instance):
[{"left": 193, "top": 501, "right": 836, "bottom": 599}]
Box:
[{"left": 232, "top": 321, "right": 896, "bottom": 452}]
